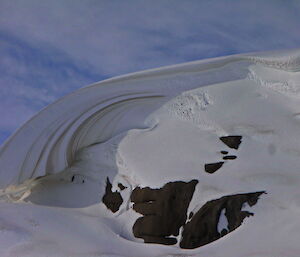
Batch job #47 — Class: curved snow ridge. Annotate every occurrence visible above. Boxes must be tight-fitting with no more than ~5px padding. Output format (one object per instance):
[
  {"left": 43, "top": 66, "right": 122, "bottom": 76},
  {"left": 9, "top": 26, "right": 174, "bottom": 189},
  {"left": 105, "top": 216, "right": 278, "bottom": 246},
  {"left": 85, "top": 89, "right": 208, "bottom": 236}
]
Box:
[
  {"left": 247, "top": 65, "right": 300, "bottom": 98},
  {"left": 0, "top": 91, "right": 165, "bottom": 189},
  {"left": 0, "top": 52, "right": 247, "bottom": 190},
  {"left": 1, "top": 48, "right": 300, "bottom": 190},
  {"left": 241, "top": 48, "right": 300, "bottom": 72}
]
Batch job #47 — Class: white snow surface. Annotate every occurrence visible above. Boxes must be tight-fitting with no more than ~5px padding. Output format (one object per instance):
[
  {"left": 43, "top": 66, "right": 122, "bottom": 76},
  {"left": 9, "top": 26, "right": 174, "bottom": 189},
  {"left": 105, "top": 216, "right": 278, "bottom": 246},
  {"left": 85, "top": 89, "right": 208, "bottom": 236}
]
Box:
[{"left": 1, "top": 49, "right": 300, "bottom": 256}]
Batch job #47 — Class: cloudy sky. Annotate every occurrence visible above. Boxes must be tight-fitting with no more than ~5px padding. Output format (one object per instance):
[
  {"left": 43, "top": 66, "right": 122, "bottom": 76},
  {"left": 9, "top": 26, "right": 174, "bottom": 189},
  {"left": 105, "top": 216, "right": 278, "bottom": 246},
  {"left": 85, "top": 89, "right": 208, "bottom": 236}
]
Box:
[{"left": 0, "top": 0, "right": 300, "bottom": 144}]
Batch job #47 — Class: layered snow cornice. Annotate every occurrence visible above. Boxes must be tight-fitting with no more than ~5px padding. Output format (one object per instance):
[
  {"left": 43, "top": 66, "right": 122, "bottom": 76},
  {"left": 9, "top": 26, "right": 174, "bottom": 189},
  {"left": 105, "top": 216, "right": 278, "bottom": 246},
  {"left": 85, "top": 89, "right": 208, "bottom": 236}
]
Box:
[
  {"left": 0, "top": 49, "right": 300, "bottom": 257},
  {"left": 1, "top": 48, "right": 300, "bottom": 190}
]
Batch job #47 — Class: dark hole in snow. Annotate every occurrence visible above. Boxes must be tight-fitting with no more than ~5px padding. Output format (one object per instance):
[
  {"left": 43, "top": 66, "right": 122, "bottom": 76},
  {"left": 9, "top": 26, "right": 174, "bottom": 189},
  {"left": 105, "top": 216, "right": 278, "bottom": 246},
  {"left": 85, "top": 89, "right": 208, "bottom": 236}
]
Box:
[
  {"left": 220, "top": 150, "right": 228, "bottom": 154},
  {"left": 219, "top": 136, "right": 242, "bottom": 149},
  {"left": 102, "top": 177, "right": 123, "bottom": 213},
  {"left": 204, "top": 162, "right": 224, "bottom": 173},
  {"left": 131, "top": 180, "right": 198, "bottom": 245}
]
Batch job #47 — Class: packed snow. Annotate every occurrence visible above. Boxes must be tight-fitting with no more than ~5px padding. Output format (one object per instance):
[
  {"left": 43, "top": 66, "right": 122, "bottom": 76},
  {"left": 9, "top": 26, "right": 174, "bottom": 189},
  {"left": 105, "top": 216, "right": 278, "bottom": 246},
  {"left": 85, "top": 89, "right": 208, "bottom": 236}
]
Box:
[{"left": 0, "top": 49, "right": 300, "bottom": 256}]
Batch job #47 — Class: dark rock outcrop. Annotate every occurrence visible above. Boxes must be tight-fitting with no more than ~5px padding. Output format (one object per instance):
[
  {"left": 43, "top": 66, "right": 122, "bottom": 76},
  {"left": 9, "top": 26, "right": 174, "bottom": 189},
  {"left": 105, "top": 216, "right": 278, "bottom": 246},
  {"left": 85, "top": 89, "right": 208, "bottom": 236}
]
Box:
[
  {"left": 131, "top": 180, "right": 198, "bottom": 245},
  {"left": 204, "top": 162, "right": 224, "bottom": 173},
  {"left": 180, "top": 191, "right": 265, "bottom": 249},
  {"left": 118, "top": 183, "right": 127, "bottom": 190},
  {"left": 219, "top": 136, "right": 242, "bottom": 149},
  {"left": 223, "top": 155, "right": 237, "bottom": 160},
  {"left": 102, "top": 177, "right": 123, "bottom": 213}
]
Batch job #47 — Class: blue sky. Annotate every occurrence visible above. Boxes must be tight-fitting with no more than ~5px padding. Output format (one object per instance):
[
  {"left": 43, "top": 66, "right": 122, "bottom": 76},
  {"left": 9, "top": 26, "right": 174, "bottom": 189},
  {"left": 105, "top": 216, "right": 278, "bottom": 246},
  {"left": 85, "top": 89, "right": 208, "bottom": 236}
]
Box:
[{"left": 1, "top": 0, "right": 300, "bottom": 144}]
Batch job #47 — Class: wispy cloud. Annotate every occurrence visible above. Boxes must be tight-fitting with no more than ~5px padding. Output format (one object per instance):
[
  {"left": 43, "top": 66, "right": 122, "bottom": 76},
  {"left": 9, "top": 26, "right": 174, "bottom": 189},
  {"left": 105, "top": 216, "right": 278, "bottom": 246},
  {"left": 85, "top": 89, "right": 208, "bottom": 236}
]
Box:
[
  {"left": 0, "top": 31, "right": 103, "bottom": 138},
  {"left": 0, "top": 0, "right": 300, "bottom": 143}
]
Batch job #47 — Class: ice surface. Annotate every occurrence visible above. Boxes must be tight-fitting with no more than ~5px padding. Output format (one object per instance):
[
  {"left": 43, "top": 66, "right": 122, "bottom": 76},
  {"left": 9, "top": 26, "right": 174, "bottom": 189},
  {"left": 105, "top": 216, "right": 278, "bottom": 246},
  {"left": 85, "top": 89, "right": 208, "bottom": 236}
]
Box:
[{"left": 0, "top": 49, "right": 300, "bottom": 256}]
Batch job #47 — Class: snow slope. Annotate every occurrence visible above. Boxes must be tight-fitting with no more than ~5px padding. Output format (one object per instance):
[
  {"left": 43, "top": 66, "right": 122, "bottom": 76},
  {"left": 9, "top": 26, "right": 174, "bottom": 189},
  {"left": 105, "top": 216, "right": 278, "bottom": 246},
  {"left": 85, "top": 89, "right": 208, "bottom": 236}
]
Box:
[{"left": 1, "top": 49, "right": 300, "bottom": 256}]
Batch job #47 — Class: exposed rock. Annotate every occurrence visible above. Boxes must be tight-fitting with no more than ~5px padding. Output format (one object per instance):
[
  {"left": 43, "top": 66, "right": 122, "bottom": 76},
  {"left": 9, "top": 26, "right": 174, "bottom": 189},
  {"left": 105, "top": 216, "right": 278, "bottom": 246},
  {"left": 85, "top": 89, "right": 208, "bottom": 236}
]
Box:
[
  {"left": 102, "top": 177, "right": 123, "bottom": 213},
  {"left": 220, "top": 151, "right": 229, "bottom": 154},
  {"left": 71, "top": 174, "right": 85, "bottom": 183},
  {"left": 131, "top": 180, "right": 198, "bottom": 245},
  {"left": 204, "top": 162, "right": 224, "bottom": 173},
  {"left": 180, "top": 191, "right": 265, "bottom": 249},
  {"left": 223, "top": 155, "right": 237, "bottom": 160},
  {"left": 219, "top": 136, "right": 242, "bottom": 149},
  {"left": 118, "top": 183, "right": 127, "bottom": 191}
]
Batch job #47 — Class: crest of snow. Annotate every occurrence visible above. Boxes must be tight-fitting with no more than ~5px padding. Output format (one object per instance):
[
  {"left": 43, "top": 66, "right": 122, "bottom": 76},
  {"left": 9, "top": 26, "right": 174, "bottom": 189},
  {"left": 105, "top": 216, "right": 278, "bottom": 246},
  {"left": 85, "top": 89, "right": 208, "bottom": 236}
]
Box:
[{"left": 247, "top": 65, "right": 300, "bottom": 97}]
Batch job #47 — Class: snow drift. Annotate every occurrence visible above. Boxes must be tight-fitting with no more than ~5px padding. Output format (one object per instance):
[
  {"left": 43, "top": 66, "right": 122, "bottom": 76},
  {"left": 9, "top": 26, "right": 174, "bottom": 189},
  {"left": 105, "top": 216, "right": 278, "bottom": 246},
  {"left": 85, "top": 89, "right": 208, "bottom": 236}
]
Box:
[{"left": 0, "top": 49, "right": 300, "bottom": 257}]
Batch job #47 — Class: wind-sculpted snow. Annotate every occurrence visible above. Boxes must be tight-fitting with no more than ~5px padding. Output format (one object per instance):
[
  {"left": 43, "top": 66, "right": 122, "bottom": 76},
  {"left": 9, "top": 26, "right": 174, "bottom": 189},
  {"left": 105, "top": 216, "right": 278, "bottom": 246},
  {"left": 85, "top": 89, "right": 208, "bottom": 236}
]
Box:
[{"left": 1, "top": 49, "right": 300, "bottom": 257}]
